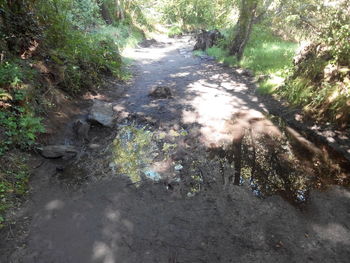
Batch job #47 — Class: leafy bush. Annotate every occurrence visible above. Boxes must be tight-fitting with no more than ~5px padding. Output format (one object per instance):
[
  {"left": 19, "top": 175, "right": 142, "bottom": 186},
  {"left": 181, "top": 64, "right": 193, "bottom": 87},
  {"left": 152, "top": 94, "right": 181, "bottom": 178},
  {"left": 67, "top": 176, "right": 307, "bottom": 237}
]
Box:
[
  {"left": 160, "top": 0, "right": 232, "bottom": 30},
  {"left": 49, "top": 30, "right": 122, "bottom": 93},
  {"left": 0, "top": 62, "right": 45, "bottom": 154},
  {"left": 0, "top": 111, "right": 45, "bottom": 154},
  {"left": 96, "top": 24, "right": 145, "bottom": 49},
  {"left": 275, "top": 5, "right": 350, "bottom": 126},
  {"left": 0, "top": 62, "right": 24, "bottom": 86},
  {"left": 68, "top": 0, "right": 102, "bottom": 30},
  {"left": 35, "top": 0, "right": 123, "bottom": 94},
  {"left": 321, "top": 11, "right": 350, "bottom": 65}
]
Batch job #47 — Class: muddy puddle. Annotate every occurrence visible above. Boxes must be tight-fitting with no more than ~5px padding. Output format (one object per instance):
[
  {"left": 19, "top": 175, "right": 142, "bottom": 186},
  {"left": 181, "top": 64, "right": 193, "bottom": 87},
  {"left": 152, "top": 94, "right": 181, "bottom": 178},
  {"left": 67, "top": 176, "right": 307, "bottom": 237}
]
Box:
[
  {"left": 107, "top": 118, "right": 349, "bottom": 205},
  {"left": 111, "top": 123, "right": 187, "bottom": 186},
  {"left": 206, "top": 115, "right": 350, "bottom": 205}
]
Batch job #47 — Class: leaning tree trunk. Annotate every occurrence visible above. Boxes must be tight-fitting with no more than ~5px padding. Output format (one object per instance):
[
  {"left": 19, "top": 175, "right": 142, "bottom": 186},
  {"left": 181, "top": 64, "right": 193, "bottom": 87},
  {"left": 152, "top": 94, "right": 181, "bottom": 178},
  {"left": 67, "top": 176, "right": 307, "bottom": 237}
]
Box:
[{"left": 229, "top": 0, "right": 258, "bottom": 61}]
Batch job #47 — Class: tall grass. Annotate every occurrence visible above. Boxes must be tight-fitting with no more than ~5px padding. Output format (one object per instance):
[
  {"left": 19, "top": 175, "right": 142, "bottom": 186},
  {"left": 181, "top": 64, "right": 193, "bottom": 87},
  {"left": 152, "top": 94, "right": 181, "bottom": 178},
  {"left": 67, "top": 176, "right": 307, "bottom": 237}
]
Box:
[
  {"left": 203, "top": 26, "right": 298, "bottom": 94},
  {"left": 96, "top": 24, "right": 145, "bottom": 50}
]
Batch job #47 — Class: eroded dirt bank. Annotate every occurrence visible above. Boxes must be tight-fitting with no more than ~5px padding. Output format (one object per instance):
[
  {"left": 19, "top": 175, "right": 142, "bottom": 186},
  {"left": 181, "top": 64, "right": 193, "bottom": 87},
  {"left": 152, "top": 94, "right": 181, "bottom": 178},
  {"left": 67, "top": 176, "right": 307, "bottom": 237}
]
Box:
[{"left": 0, "top": 37, "right": 349, "bottom": 263}]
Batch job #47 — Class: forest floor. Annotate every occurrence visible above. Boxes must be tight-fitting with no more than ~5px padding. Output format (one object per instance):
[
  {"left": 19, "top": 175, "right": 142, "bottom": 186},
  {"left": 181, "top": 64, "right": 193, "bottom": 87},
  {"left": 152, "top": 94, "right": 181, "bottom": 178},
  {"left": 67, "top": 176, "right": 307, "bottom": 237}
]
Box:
[{"left": 0, "top": 36, "right": 349, "bottom": 263}]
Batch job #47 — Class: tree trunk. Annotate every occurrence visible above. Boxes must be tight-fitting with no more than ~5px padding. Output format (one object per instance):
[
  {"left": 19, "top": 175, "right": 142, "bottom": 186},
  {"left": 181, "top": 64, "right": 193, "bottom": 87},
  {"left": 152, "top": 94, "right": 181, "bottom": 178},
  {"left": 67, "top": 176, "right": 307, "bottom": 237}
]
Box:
[
  {"left": 229, "top": 0, "right": 258, "bottom": 60},
  {"left": 98, "top": 0, "right": 113, "bottom": 25},
  {"left": 233, "top": 139, "right": 242, "bottom": 185},
  {"left": 115, "top": 0, "right": 125, "bottom": 21}
]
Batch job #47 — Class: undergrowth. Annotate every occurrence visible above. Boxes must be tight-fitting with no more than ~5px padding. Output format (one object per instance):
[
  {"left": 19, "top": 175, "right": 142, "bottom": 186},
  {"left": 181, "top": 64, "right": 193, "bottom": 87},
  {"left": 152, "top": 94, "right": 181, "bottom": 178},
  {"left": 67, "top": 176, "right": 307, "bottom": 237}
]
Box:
[
  {"left": 277, "top": 11, "right": 350, "bottom": 126},
  {"left": 0, "top": 153, "right": 30, "bottom": 228},
  {"left": 0, "top": 61, "right": 45, "bottom": 155}
]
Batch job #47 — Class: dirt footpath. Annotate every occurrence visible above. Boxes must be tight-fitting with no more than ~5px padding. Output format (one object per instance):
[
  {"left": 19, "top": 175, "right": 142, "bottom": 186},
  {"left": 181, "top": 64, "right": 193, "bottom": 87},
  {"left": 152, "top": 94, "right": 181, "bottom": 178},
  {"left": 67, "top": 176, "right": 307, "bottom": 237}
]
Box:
[{"left": 0, "top": 37, "right": 349, "bottom": 263}]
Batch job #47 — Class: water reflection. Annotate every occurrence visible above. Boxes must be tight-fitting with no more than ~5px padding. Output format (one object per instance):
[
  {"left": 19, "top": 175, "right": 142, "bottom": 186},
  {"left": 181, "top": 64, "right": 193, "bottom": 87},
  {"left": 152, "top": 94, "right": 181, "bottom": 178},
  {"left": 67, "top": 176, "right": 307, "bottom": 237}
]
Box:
[
  {"left": 240, "top": 132, "right": 311, "bottom": 203},
  {"left": 206, "top": 120, "right": 348, "bottom": 205},
  {"left": 113, "top": 124, "right": 157, "bottom": 184},
  {"left": 110, "top": 120, "right": 348, "bottom": 205}
]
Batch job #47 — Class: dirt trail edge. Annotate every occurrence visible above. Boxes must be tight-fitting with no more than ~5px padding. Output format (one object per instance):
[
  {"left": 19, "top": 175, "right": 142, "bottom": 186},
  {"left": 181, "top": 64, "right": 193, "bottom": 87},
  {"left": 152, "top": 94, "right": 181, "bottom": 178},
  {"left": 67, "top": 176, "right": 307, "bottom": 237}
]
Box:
[{"left": 1, "top": 37, "right": 349, "bottom": 263}]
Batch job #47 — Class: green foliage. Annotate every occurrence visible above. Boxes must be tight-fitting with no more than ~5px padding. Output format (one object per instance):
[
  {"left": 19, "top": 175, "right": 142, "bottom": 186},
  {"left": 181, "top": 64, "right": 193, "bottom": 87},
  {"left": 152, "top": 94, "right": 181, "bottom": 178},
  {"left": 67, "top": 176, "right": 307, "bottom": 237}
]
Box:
[
  {"left": 275, "top": 3, "right": 350, "bottom": 125},
  {"left": 50, "top": 30, "right": 122, "bottom": 93},
  {"left": 206, "top": 46, "right": 238, "bottom": 65},
  {"left": 68, "top": 0, "right": 102, "bottom": 30},
  {"left": 0, "top": 154, "right": 30, "bottom": 228},
  {"left": 35, "top": 0, "right": 123, "bottom": 93},
  {"left": 160, "top": 0, "right": 233, "bottom": 30},
  {"left": 321, "top": 9, "right": 350, "bottom": 65},
  {"left": 0, "top": 111, "right": 45, "bottom": 154},
  {"left": 0, "top": 62, "right": 45, "bottom": 154},
  {"left": 240, "top": 28, "right": 297, "bottom": 74},
  {"left": 167, "top": 25, "right": 183, "bottom": 37},
  {"left": 0, "top": 62, "right": 24, "bottom": 86},
  {"left": 201, "top": 26, "right": 297, "bottom": 94},
  {"left": 96, "top": 24, "right": 145, "bottom": 49}
]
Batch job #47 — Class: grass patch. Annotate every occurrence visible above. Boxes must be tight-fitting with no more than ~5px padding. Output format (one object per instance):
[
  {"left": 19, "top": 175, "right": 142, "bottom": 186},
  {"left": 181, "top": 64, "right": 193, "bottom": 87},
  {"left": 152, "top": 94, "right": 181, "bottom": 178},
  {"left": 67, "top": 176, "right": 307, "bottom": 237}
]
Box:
[
  {"left": 96, "top": 24, "right": 145, "bottom": 50},
  {"left": 206, "top": 47, "right": 238, "bottom": 65},
  {"left": 240, "top": 28, "right": 297, "bottom": 75},
  {"left": 167, "top": 25, "right": 183, "bottom": 37},
  {"left": 201, "top": 26, "right": 298, "bottom": 94}
]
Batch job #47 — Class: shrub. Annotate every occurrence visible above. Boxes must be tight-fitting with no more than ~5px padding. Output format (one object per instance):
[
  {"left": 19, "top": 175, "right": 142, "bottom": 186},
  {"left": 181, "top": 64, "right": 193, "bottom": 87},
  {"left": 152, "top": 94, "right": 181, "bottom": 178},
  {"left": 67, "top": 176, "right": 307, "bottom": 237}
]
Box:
[{"left": 0, "top": 62, "right": 45, "bottom": 154}]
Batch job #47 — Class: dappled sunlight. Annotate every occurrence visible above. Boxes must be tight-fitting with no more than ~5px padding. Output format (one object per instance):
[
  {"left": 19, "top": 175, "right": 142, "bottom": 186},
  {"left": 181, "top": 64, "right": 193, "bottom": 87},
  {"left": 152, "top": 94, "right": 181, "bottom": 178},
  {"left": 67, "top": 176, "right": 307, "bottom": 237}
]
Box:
[
  {"left": 105, "top": 209, "right": 121, "bottom": 222},
  {"left": 312, "top": 223, "right": 350, "bottom": 245},
  {"left": 179, "top": 75, "right": 278, "bottom": 147},
  {"left": 220, "top": 81, "right": 247, "bottom": 91},
  {"left": 92, "top": 241, "right": 115, "bottom": 263},
  {"left": 170, "top": 72, "right": 191, "bottom": 78},
  {"left": 45, "top": 199, "right": 65, "bottom": 211}
]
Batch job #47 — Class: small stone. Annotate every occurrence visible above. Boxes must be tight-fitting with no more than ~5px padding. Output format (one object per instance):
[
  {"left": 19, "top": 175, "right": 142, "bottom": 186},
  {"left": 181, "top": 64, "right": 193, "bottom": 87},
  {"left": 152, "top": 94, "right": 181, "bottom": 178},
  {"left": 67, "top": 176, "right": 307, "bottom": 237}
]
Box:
[
  {"left": 174, "top": 164, "right": 183, "bottom": 171},
  {"left": 143, "top": 169, "right": 161, "bottom": 181},
  {"left": 88, "top": 100, "right": 115, "bottom": 127},
  {"left": 187, "top": 192, "right": 195, "bottom": 198},
  {"left": 88, "top": 143, "right": 100, "bottom": 150},
  {"left": 40, "top": 145, "right": 78, "bottom": 159},
  {"left": 149, "top": 86, "right": 173, "bottom": 99}
]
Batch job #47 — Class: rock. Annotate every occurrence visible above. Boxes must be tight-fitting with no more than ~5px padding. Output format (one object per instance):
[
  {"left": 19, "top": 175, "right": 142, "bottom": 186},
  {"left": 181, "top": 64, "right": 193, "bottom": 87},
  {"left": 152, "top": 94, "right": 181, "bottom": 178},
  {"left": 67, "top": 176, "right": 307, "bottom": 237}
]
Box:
[
  {"left": 256, "top": 74, "right": 269, "bottom": 82},
  {"left": 73, "top": 119, "right": 90, "bottom": 140},
  {"left": 149, "top": 86, "right": 173, "bottom": 99},
  {"left": 193, "top": 29, "right": 223, "bottom": 51},
  {"left": 174, "top": 164, "right": 183, "bottom": 171},
  {"left": 88, "top": 143, "right": 100, "bottom": 150},
  {"left": 40, "top": 145, "right": 78, "bottom": 159},
  {"left": 143, "top": 169, "right": 162, "bottom": 181},
  {"left": 236, "top": 68, "right": 254, "bottom": 78},
  {"left": 88, "top": 100, "right": 115, "bottom": 127},
  {"left": 139, "top": 39, "right": 157, "bottom": 48}
]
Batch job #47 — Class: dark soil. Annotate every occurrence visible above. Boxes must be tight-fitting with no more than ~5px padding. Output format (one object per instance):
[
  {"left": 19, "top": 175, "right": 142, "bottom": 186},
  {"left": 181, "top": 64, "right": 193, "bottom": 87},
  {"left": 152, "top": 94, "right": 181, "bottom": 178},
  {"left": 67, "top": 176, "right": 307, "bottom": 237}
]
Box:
[{"left": 0, "top": 36, "right": 349, "bottom": 263}]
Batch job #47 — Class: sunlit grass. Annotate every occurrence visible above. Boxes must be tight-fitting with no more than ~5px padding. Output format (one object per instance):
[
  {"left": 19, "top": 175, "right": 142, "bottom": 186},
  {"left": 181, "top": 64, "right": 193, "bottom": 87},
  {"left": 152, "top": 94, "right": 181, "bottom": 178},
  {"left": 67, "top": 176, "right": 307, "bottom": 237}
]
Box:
[
  {"left": 167, "top": 25, "right": 183, "bottom": 37},
  {"left": 258, "top": 73, "right": 285, "bottom": 94},
  {"left": 200, "top": 26, "right": 298, "bottom": 94},
  {"left": 95, "top": 24, "right": 144, "bottom": 50}
]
